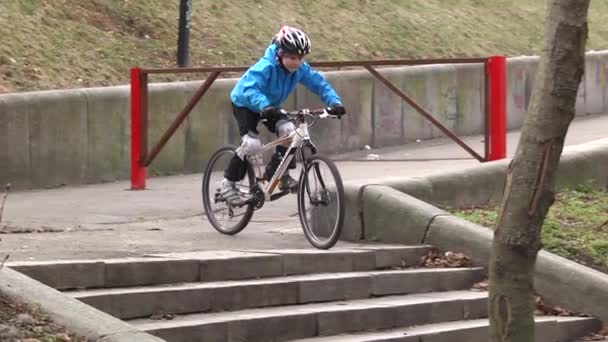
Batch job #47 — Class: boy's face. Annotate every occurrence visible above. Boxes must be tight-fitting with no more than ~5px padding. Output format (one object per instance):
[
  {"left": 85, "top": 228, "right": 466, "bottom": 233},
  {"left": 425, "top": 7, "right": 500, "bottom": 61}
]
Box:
[{"left": 282, "top": 53, "right": 304, "bottom": 73}]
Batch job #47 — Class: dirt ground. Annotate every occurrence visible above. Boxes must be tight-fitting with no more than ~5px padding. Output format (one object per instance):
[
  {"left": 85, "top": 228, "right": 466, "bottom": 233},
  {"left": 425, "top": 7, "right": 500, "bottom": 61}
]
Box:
[{"left": 0, "top": 293, "right": 89, "bottom": 342}]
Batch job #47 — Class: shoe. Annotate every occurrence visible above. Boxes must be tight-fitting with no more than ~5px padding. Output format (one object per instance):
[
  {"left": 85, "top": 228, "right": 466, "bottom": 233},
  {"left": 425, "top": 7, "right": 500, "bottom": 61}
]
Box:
[
  {"left": 279, "top": 174, "right": 298, "bottom": 192},
  {"left": 220, "top": 178, "right": 243, "bottom": 205}
]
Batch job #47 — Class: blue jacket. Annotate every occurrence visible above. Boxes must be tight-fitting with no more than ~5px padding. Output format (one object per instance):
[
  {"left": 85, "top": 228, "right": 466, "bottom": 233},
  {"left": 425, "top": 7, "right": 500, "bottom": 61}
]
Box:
[{"left": 230, "top": 43, "right": 342, "bottom": 113}]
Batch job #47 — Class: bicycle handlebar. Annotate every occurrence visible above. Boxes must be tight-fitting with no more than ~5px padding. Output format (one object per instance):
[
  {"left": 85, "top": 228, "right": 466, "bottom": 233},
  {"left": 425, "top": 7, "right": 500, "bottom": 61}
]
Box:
[{"left": 280, "top": 108, "right": 345, "bottom": 119}]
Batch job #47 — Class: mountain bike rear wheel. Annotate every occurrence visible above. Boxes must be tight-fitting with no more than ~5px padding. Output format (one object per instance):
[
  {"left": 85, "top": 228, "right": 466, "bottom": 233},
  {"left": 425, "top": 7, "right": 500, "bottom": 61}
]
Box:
[{"left": 202, "top": 145, "right": 255, "bottom": 235}]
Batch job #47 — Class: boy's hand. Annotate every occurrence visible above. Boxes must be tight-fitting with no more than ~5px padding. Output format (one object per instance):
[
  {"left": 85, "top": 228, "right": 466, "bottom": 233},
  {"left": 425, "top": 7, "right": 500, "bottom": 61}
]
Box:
[
  {"left": 260, "top": 106, "right": 283, "bottom": 120},
  {"left": 328, "top": 104, "right": 346, "bottom": 117}
]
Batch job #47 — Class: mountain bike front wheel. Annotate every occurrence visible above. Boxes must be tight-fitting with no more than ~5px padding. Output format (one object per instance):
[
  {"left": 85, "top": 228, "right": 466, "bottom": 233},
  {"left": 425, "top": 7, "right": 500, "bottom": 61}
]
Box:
[{"left": 297, "top": 155, "right": 345, "bottom": 249}]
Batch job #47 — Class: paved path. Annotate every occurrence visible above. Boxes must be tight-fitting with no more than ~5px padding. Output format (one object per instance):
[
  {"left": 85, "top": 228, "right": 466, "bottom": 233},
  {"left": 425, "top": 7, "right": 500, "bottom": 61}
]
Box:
[{"left": 1, "top": 114, "right": 606, "bottom": 261}]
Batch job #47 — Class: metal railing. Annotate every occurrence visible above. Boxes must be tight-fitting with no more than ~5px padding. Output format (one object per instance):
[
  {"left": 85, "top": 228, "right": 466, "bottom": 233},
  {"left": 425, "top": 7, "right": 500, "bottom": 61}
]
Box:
[{"left": 130, "top": 56, "right": 506, "bottom": 190}]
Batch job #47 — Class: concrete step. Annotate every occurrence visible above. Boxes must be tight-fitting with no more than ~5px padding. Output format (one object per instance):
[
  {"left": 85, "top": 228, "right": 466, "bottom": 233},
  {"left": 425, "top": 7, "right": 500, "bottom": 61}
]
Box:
[
  {"left": 128, "top": 290, "right": 489, "bottom": 342},
  {"left": 290, "top": 316, "right": 601, "bottom": 342},
  {"left": 9, "top": 243, "right": 602, "bottom": 342},
  {"left": 66, "top": 267, "right": 485, "bottom": 319},
  {"left": 8, "top": 245, "right": 434, "bottom": 290}
]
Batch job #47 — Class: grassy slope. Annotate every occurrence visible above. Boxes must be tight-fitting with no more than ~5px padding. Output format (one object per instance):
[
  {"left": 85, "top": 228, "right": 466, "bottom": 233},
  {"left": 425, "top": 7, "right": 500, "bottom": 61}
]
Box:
[
  {"left": 451, "top": 186, "right": 608, "bottom": 273},
  {"left": 1, "top": 0, "right": 608, "bottom": 93}
]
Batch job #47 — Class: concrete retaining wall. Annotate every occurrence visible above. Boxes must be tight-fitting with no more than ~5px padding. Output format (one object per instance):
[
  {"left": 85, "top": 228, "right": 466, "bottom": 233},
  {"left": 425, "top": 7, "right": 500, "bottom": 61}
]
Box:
[
  {"left": 338, "top": 138, "right": 608, "bottom": 323},
  {"left": 342, "top": 138, "right": 608, "bottom": 241},
  {"left": 2, "top": 52, "right": 608, "bottom": 189}
]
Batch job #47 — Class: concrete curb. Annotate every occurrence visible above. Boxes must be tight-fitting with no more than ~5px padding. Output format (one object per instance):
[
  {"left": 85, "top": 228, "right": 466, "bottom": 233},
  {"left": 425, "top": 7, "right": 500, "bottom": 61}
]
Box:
[
  {"left": 0, "top": 267, "right": 166, "bottom": 342},
  {"left": 340, "top": 139, "right": 608, "bottom": 323},
  {"left": 362, "top": 185, "right": 446, "bottom": 245},
  {"left": 341, "top": 139, "right": 608, "bottom": 244}
]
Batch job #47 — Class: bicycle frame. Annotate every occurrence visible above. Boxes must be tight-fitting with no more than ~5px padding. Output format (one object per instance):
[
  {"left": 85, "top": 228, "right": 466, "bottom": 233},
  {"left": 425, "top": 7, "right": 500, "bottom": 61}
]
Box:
[
  {"left": 241, "top": 108, "right": 340, "bottom": 204},
  {"left": 250, "top": 118, "right": 310, "bottom": 201}
]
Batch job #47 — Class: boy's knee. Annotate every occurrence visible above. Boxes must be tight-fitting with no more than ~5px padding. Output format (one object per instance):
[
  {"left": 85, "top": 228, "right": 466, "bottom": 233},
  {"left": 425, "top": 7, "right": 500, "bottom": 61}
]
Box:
[
  {"left": 277, "top": 120, "right": 296, "bottom": 137},
  {"left": 237, "top": 133, "right": 262, "bottom": 158}
]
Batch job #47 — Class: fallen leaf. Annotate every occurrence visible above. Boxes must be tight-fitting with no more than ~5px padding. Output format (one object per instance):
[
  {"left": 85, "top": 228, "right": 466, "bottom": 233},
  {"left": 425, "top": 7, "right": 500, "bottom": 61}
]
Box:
[
  {"left": 418, "top": 249, "right": 473, "bottom": 268},
  {"left": 150, "top": 313, "right": 175, "bottom": 320}
]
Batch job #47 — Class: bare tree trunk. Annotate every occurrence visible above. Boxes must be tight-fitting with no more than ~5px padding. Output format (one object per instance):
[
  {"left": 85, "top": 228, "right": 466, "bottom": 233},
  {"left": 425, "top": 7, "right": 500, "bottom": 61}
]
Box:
[{"left": 488, "top": 1, "right": 590, "bottom": 341}]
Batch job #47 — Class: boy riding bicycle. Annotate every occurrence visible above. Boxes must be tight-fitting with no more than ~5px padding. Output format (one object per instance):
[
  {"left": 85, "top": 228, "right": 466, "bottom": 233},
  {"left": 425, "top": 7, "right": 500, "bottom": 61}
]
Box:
[{"left": 222, "top": 25, "right": 347, "bottom": 205}]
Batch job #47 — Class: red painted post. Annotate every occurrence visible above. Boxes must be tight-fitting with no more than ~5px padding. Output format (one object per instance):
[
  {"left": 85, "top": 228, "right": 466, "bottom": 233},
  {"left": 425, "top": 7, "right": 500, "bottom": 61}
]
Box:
[
  {"left": 487, "top": 56, "right": 507, "bottom": 161},
  {"left": 130, "top": 67, "right": 146, "bottom": 190}
]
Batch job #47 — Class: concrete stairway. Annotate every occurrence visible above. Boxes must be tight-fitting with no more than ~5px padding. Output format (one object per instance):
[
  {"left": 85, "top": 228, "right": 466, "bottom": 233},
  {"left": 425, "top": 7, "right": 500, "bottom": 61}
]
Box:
[{"left": 10, "top": 245, "right": 601, "bottom": 342}]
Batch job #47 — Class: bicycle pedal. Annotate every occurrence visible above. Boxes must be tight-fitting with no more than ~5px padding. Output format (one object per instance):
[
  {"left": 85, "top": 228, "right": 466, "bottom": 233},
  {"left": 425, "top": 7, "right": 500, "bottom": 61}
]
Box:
[{"left": 270, "top": 190, "right": 291, "bottom": 201}]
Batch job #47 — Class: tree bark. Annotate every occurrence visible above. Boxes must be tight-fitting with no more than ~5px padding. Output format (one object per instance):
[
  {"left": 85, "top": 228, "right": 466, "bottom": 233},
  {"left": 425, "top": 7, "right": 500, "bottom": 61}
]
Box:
[{"left": 488, "top": 1, "right": 590, "bottom": 341}]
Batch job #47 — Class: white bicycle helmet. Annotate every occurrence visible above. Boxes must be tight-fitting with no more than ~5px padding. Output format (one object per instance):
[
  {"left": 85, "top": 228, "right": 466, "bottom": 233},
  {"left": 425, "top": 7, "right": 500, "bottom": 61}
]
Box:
[{"left": 274, "top": 26, "right": 311, "bottom": 55}]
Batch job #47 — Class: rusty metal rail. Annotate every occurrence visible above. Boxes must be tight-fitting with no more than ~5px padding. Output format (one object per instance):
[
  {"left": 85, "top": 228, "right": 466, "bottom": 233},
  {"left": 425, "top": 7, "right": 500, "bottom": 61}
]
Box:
[
  {"left": 140, "top": 58, "right": 489, "bottom": 74},
  {"left": 130, "top": 56, "right": 506, "bottom": 190}
]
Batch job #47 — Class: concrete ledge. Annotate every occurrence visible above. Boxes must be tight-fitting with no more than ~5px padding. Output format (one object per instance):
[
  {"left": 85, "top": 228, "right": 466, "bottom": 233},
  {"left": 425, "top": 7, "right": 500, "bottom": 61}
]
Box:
[
  {"left": 338, "top": 183, "right": 366, "bottom": 241},
  {"left": 381, "top": 138, "right": 608, "bottom": 209},
  {"left": 424, "top": 161, "right": 509, "bottom": 208},
  {"left": 8, "top": 258, "right": 204, "bottom": 290},
  {"left": 555, "top": 140, "right": 608, "bottom": 190},
  {"left": 362, "top": 185, "right": 446, "bottom": 244},
  {"left": 0, "top": 267, "right": 166, "bottom": 342},
  {"left": 535, "top": 251, "right": 608, "bottom": 323},
  {"left": 382, "top": 177, "right": 434, "bottom": 202},
  {"left": 8, "top": 260, "right": 106, "bottom": 290}
]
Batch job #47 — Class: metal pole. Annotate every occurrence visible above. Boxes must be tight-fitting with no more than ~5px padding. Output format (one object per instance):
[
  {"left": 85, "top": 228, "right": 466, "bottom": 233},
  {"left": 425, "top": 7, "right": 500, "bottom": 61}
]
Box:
[
  {"left": 487, "top": 55, "right": 507, "bottom": 161},
  {"left": 130, "top": 67, "right": 146, "bottom": 190},
  {"left": 484, "top": 60, "right": 491, "bottom": 162},
  {"left": 177, "top": 0, "right": 192, "bottom": 67}
]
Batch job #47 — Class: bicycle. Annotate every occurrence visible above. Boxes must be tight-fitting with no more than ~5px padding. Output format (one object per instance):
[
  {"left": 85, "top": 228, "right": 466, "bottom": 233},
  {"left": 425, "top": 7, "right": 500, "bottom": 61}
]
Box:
[{"left": 202, "top": 108, "right": 346, "bottom": 249}]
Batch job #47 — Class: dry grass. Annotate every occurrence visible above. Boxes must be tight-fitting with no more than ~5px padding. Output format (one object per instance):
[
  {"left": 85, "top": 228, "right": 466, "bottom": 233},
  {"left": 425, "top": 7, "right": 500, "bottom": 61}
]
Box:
[{"left": 1, "top": 0, "right": 608, "bottom": 93}]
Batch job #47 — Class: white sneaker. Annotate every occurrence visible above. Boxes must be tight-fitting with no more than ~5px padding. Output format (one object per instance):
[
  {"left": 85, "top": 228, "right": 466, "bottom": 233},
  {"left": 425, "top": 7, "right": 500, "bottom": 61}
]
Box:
[{"left": 220, "top": 178, "right": 243, "bottom": 205}]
